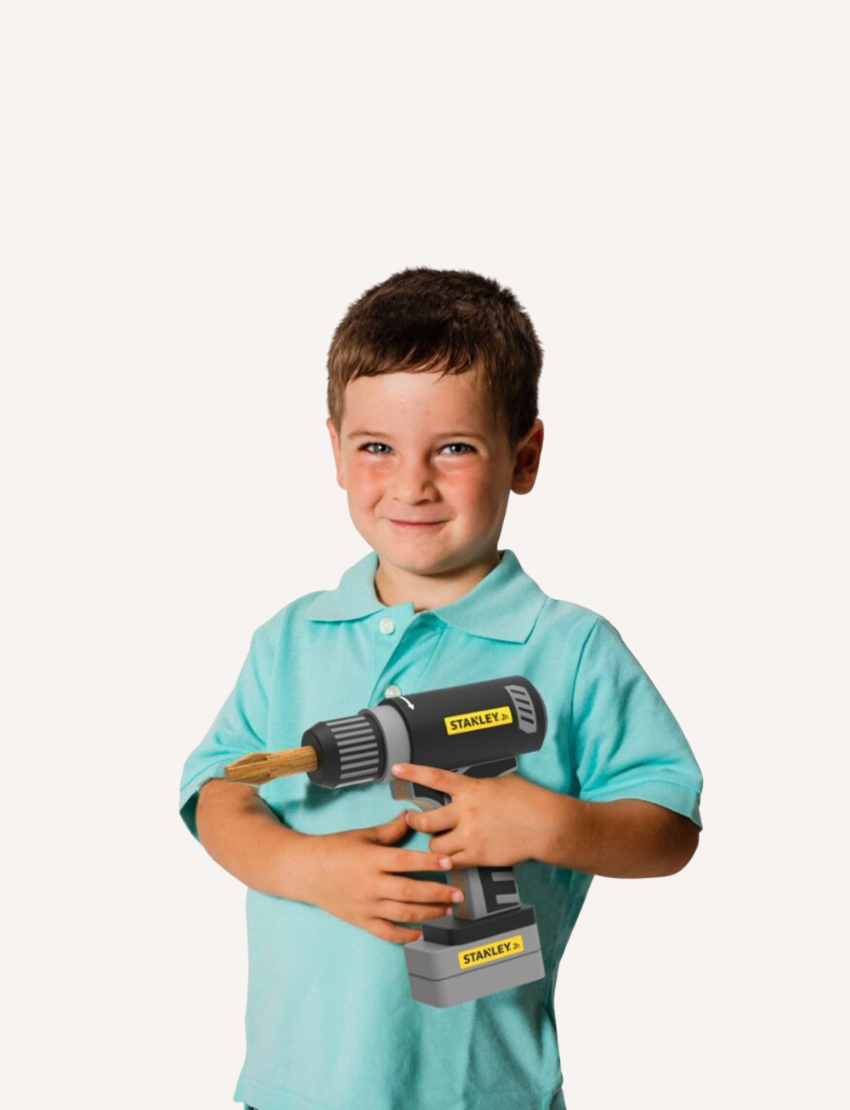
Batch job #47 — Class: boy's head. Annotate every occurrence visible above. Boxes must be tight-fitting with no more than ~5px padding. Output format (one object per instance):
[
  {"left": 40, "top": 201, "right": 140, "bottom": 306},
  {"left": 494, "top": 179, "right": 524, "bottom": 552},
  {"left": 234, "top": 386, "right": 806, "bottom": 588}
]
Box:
[
  {"left": 325, "top": 268, "right": 544, "bottom": 607},
  {"left": 327, "top": 268, "right": 542, "bottom": 453}
]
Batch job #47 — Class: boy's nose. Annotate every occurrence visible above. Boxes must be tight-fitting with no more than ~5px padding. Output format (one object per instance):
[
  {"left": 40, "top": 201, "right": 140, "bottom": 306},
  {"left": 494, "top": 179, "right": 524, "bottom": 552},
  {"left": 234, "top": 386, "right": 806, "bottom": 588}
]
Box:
[{"left": 390, "top": 458, "right": 439, "bottom": 504}]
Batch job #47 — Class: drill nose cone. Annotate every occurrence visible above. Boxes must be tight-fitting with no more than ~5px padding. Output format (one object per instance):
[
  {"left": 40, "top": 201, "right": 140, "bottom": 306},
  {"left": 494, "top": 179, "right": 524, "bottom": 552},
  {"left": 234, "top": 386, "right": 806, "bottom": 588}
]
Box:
[{"left": 301, "top": 712, "right": 384, "bottom": 787}]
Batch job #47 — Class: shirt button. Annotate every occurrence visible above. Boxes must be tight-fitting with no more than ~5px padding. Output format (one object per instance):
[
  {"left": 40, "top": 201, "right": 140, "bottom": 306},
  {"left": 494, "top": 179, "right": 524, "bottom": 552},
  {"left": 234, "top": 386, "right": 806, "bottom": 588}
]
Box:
[
  {"left": 379, "top": 617, "right": 395, "bottom": 635},
  {"left": 384, "top": 684, "right": 401, "bottom": 698}
]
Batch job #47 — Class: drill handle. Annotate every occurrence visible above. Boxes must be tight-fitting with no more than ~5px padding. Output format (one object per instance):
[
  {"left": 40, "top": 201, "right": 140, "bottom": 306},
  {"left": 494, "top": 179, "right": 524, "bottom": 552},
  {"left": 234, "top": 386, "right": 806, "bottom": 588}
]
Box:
[{"left": 390, "top": 757, "right": 522, "bottom": 924}]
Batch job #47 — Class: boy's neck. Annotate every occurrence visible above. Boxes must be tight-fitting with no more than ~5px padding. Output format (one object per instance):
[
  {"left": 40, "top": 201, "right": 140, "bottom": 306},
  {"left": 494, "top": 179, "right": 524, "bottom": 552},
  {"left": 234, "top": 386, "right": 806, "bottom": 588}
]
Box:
[{"left": 374, "top": 550, "right": 502, "bottom": 613}]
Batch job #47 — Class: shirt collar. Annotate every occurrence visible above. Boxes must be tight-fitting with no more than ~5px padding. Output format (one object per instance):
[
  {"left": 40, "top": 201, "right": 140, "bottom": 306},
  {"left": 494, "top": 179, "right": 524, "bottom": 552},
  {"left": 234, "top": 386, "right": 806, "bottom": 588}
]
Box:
[{"left": 303, "top": 548, "right": 548, "bottom": 644}]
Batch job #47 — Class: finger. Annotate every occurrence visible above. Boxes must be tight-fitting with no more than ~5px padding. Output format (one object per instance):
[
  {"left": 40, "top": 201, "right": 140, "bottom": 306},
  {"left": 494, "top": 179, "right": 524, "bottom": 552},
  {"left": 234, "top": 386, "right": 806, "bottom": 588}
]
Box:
[
  {"left": 405, "top": 803, "right": 457, "bottom": 835},
  {"left": 370, "top": 811, "right": 413, "bottom": 844},
  {"left": 435, "top": 849, "right": 473, "bottom": 870},
  {"left": 368, "top": 918, "right": 424, "bottom": 946},
  {"left": 383, "top": 846, "right": 455, "bottom": 873},
  {"left": 417, "top": 825, "right": 466, "bottom": 857},
  {"left": 391, "top": 762, "right": 467, "bottom": 797},
  {"left": 381, "top": 875, "right": 464, "bottom": 908},
  {"left": 376, "top": 899, "right": 461, "bottom": 925}
]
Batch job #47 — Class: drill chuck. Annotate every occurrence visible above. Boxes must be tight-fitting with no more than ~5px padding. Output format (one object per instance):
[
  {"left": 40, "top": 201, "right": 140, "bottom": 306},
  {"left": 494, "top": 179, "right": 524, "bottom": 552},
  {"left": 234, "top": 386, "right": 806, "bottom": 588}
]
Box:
[{"left": 300, "top": 711, "right": 386, "bottom": 787}]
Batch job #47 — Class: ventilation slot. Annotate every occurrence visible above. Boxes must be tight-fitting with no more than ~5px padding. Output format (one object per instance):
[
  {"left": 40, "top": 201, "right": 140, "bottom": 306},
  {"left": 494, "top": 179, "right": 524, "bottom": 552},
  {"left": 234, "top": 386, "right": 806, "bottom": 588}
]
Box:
[{"left": 504, "top": 684, "right": 537, "bottom": 735}]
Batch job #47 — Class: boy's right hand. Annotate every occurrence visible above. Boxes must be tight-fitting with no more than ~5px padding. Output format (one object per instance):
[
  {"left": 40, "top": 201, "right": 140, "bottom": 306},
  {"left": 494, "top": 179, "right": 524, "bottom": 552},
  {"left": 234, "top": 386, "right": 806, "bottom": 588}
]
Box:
[{"left": 300, "top": 811, "right": 464, "bottom": 945}]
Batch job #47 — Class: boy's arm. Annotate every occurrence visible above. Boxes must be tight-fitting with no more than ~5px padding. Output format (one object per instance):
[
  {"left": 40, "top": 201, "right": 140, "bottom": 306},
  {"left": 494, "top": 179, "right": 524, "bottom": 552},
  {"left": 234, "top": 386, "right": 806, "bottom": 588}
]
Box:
[
  {"left": 195, "top": 779, "right": 316, "bottom": 901},
  {"left": 561, "top": 615, "right": 704, "bottom": 876},
  {"left": 398, "top": 622, "right": 702, "bottom": 878},
  {"left": 195, "top": 778, "right": 466, "bottom": 944},
  {"left": 396, "top": 764, "right": 699, "bottom": 878},
  {"left": 533, "top": 791, "right": 700, "bottom": 878}
]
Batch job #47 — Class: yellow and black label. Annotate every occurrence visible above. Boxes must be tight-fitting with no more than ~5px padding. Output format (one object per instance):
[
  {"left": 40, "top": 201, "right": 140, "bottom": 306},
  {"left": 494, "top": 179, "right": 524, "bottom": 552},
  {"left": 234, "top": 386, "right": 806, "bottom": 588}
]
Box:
[
  {"left": 458, "top": 934, "right": 525, "bottom": 970},
  {"left": 443, "top": 706, "right": 513, "bottom": 736}
]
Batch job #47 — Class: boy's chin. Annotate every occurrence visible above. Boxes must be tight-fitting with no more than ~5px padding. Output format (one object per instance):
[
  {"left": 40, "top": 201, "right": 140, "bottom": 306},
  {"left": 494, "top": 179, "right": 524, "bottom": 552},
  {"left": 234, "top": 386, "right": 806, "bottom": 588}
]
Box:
[{"left": 373, "top": 544, "right": 474, "bottom": 578}]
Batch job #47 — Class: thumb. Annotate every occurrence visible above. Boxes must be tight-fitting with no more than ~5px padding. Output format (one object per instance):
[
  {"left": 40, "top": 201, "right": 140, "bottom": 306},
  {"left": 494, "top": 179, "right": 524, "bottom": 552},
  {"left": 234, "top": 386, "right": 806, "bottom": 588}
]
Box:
[{"left": 370, "top": 811, "right": 412, "bottom": 844}]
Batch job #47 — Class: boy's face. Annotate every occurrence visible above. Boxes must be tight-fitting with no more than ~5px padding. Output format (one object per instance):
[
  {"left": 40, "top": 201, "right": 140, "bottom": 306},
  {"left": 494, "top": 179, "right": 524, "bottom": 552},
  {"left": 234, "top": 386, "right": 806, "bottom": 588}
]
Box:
[{"left": 327, "top": 368, "right": 542, "bottom": 593}]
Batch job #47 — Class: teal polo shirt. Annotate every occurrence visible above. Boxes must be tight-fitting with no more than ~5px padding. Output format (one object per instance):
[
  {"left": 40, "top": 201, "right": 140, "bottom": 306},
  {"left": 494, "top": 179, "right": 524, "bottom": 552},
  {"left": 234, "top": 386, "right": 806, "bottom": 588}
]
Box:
[{"left": 179, "top": 549, "right": 703, "bottom": 1110}]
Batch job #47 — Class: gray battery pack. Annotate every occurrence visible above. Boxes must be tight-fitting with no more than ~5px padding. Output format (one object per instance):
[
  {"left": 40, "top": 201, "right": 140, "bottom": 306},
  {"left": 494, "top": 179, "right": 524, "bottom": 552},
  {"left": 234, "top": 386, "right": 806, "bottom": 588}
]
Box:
[{"left": 404, "top": 905, "right": 545, "bottom": 1008}]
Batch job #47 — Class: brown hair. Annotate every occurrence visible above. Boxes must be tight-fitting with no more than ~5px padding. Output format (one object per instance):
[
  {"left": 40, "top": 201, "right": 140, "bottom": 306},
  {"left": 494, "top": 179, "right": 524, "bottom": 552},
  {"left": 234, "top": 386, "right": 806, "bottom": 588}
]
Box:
[{"left": 327, "top": 268, "right": 543, "bottom": 450}]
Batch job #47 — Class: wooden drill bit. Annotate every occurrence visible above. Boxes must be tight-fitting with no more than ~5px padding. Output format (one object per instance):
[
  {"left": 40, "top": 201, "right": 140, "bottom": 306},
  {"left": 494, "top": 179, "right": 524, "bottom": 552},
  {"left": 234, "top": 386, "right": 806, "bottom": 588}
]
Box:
[{"left": 224, "top": 746, "right": 319, "bottom": 785}]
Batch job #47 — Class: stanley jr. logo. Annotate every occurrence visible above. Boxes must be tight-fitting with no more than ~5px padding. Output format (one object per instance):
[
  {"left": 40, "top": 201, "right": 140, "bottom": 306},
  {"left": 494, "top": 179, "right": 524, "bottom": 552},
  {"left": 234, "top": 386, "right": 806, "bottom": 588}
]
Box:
[
  {"left": 458, "top": 935, "right": 525, "bottom": 970},
  {"left": 444, "top": 706, "right": 513, "bottom": 736}
]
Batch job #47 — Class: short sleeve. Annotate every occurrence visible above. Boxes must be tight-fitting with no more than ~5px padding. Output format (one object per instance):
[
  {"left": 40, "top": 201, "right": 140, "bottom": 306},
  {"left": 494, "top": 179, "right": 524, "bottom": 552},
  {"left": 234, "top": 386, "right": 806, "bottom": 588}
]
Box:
[
  {"left": 178, "top": 630, "right": 272, "bottom": 841},
  {"left": 570, "top": 617, "right": 704, "bottom": 829}
]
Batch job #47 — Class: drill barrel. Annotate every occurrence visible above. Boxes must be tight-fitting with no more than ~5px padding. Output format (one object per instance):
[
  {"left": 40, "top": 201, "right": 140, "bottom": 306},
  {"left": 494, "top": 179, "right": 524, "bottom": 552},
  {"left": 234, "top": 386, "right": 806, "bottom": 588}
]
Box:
[{"left": 382, "top": 675, "right": 546, "bottom": 767}]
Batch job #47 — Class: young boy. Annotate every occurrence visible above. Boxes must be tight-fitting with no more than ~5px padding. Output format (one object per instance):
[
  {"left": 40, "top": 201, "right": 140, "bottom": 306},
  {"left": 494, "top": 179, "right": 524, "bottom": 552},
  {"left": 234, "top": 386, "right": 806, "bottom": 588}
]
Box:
[{"left": 179, "top": 268, "right": 703, "bottom": 1110}]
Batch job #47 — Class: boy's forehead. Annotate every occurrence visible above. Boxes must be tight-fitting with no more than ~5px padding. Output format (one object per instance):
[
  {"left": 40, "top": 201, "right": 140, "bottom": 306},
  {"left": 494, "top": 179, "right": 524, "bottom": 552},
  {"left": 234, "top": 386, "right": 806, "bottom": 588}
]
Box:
[{"left": 341, "top": 369, "right": 494, "bottom": 432}]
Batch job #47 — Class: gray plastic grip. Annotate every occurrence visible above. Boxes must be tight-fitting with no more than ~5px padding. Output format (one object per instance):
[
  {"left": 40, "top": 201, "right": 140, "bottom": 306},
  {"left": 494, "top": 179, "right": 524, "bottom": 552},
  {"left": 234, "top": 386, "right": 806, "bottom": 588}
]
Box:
[{"left": 366, "top": 703, "right": 412, "bottom": 783}]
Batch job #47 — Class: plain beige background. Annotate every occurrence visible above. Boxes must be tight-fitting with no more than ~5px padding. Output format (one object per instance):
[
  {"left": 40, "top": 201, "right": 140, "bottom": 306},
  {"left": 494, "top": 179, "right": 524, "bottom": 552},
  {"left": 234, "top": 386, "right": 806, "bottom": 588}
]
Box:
[{"left": 2, "top": 2, "right": 846, "bottom": 1107}]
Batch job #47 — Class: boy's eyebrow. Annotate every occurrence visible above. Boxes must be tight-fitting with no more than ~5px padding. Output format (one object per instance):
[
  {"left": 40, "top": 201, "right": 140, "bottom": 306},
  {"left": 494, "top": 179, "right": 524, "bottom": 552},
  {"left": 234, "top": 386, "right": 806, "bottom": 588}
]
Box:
[{"left": 347, "top": 430, "right": 488, "bottom": 440}]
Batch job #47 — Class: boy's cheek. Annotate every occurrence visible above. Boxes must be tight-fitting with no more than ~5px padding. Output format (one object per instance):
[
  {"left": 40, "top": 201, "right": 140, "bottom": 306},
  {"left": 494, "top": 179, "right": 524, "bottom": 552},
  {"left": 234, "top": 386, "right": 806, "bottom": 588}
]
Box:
[{"left": 349, "top": 468, "right": 387, "bottom": 499}]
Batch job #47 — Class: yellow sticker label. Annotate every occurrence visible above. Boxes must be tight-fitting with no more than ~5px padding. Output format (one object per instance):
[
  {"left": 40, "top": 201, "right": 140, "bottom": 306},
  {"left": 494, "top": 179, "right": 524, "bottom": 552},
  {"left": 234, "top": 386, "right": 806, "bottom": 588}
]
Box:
[
  {"left": 458, "top": 934, "right": 525, "bottom": 970},
  {"left": 443, "top": 706, "right": 513, "bottom": 735}
]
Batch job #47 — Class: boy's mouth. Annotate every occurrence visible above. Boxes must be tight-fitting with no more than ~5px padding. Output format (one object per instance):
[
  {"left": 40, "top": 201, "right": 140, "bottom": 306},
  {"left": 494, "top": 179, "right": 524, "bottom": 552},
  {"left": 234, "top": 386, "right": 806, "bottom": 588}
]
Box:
[{"left": 388, "top": 519, "right": 446, "bottom": 529}]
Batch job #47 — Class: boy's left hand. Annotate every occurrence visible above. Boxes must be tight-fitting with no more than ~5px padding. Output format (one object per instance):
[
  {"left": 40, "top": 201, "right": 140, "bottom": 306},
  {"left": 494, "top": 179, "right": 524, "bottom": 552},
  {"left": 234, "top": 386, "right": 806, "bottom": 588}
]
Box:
[{"left": 391, "top": 762, "right": 547, "bottom": 869}]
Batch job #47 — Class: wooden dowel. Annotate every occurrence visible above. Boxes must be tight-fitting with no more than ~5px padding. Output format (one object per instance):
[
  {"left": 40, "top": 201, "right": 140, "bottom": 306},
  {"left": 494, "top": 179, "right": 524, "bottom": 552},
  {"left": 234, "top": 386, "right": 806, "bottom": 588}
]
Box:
[{"left": 224, "top": 746, "right": 319, "bottom": 784}]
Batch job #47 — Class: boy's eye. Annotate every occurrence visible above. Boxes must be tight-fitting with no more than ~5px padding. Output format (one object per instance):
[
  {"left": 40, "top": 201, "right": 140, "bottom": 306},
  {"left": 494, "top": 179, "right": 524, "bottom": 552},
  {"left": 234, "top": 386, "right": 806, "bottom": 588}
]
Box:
[{"left": 359, "top": 442, "right": 476, "bottom": 456}]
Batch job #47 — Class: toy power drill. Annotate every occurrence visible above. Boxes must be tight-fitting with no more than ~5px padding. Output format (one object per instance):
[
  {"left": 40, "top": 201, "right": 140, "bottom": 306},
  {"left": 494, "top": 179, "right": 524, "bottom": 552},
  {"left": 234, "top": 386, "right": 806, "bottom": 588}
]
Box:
[{"left": 224, "top": 675, "right": 548, "bottom": 1008}]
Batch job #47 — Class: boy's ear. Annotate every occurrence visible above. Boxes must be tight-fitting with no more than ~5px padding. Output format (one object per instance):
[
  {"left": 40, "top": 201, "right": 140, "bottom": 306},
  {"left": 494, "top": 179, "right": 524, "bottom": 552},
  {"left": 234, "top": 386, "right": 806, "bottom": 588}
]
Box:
[
  {"left": 327, "top": 417, "right": 347, "bottom": 490},
  {"left": 511, "top": 419, "right": 544, "bottom": 495}
]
